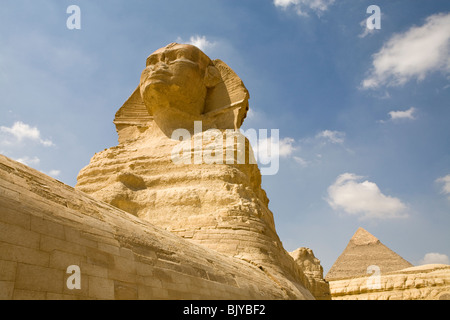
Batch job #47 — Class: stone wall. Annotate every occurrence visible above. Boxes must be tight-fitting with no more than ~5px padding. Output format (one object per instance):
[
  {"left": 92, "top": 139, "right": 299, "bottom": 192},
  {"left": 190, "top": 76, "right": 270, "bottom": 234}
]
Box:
[
  {"left": 0, "top": 154, "right": 313, "bottom": 300},
  {"left": 329, "top": 264, "right": 450, "bottom": 300}
]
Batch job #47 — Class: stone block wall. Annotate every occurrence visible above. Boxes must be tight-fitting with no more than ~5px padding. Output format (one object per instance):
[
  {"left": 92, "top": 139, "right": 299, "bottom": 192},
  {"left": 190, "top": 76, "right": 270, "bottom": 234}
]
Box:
[
  {"left": 329, "top": 264, "right": 450, "bottom": 300},
  {"left": 0, "top": 154, "right": 312, "bottom": 300}
]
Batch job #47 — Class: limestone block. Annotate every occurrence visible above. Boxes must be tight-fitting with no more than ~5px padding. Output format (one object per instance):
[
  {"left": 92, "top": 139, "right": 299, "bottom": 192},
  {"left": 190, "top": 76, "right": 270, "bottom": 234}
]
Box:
[
  {"left": 0, "top": 281, "right": 14, "bottom": 299},
  {"left": 15, "top": 264, "right": 64, "bottom": 294},
  {"left": 0, "top": 154, "right": 313, "bottom": 299},
  {"left": 329, "top": 264, "right": 450, "bottom": 300},
  {"left": 0, "top": 260, "right": 17, "bottom": 281}
]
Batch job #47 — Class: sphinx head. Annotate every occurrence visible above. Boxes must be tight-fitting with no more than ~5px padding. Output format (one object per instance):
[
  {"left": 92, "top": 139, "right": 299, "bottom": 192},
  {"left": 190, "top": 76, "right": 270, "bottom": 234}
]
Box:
[
  {"left": 140, "top": 43, "right": 221, "bottom": 123},
  {"left": 115, "top": 43, "right": 249, "bottom": 139}
]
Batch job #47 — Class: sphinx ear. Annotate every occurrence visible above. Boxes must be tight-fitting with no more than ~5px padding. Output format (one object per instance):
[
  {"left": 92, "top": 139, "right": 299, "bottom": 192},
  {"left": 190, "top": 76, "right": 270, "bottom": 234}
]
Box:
[{"left": 204, "top": 65, "right": 222, "bottom": 88}]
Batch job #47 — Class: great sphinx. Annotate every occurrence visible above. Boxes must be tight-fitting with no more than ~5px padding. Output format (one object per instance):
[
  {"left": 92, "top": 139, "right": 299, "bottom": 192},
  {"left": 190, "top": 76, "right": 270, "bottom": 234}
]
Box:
[{"left": 76, "top": 43, "right": 314, "bottom": 299}]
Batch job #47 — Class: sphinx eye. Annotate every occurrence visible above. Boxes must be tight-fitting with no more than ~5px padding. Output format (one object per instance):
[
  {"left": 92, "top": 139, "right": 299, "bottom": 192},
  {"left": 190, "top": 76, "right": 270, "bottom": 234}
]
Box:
[{"left": 147, "top": 56, "right": 159, "bottom": 66}]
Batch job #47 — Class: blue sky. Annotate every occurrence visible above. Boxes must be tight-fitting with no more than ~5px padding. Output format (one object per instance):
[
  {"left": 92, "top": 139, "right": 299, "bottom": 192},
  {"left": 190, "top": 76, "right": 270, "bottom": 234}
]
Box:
[{"left": 1, "top": 0, "right": 450, "bottom": 274}]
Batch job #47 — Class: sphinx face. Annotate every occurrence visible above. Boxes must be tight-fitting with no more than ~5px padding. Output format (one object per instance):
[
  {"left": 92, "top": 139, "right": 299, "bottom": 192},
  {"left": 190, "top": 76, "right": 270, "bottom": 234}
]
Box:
[{"left": 140, "top": 44, "right": 211, "bottom": 117}]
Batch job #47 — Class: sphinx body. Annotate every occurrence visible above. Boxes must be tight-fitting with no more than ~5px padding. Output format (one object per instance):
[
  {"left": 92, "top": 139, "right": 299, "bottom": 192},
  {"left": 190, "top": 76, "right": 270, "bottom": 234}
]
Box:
[{"left": 76, "top": 43, "right": 313, "bottom": 299}]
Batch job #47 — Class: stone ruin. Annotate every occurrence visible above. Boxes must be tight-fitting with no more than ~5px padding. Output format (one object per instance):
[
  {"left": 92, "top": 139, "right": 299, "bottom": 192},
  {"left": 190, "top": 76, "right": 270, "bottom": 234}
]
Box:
[
  {"left": 0, "top": 43, "right": 330, "bottom": 300},
  {"left": 2, "top": 42, "right": 447, "bottom": 300}
]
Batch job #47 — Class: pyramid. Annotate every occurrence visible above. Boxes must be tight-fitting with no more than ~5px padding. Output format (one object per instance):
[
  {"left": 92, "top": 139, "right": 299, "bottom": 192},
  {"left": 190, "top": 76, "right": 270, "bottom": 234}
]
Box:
[{"left": 325, "top": 227, "right": 413, "bottom": 281}]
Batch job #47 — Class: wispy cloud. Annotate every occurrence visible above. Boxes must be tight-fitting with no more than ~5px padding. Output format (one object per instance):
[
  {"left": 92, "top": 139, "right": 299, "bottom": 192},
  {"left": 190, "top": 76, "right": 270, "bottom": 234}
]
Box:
[
  {"left": 388, "top": 107, "right": 416, "bottom": 121},
  {"left": 253, "top": 136, "right": 296, "bottom": 163},
  {"left": 11, "top": 157, "right": 61, "bottom": 179},
  {"left": 0, "top": 121, "right": 54, "bottom": 146},
  {"left": 379, "top": 107, "right": 417, "bottom": 123},
  {"left": 273, "top": 0, "right": 335, "bottom": 17},
  {"left": 46, "top": 169, "right": 61, "bottom": 178},
  {"left": 419, "top": 252, "right": 450, "bottom": 265},
  {"left": 359, "top": 18, "right": 377, "bottom": 38},
  {"left": 293, "top": 156, "right": 309, "bottom": 167},
  {"left": 362, "top": 13, "right": 450, "bottom": 89},
  {"left": 0, "top": 121, "right": 59, "bottom": 178},
  {"left": 326, "top": 173, "right": 408, "bottom": 220},
  {"left": 189, "top": 35, "right": 215, "bottom": 52},
  {"left": 245, "top": 109, "right": 258, "bottom": 120},
  {"left": 316, "top": 130, "right": 345, "bottom": 144},
  {"left": 282, "top": 129, "right": 349, "bottom": 167},
  {"left": 279, "top": 137, "right": 296, "bottom": 157},
  {"left": 436, "top": 174, "right": 450, "bottom": 199},
  {"left": 176, "top": 35, "right": 216, "bottom": 53},
  {"left": 14, "top": 156, "right": 40, "bottom": 166}
]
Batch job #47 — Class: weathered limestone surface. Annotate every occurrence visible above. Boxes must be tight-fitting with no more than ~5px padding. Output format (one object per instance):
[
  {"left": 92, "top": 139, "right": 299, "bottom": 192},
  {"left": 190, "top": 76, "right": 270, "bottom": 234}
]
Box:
[
  {"left": 76, "top": 43, "right": 313, "bottom": 298},
  {"left": 326, "top": 227, "right": 413, "bottom": 281},
  {"left": 0, "top": 154, "right": 313, "bottom": 299},
  {"left": 289, "top": 248, "right": 331, "bottom": 300},
  {"left": 329, "top": 264, "right": 450, "bottom": 300}
]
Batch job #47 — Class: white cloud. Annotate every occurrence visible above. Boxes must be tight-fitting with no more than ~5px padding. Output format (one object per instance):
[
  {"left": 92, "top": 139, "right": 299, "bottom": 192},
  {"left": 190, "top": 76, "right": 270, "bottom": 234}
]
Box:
[
  {"left": 47, "top": 170, "right": 61, "bottom": 178},
  {"left": 0, "top": 121, "right": 54, "bottom": 146},
  {"left": 379, "top": 107, "right": 417, "bottom": 123},
  {"left": 175, "top": 35, "right": 217, "bottom": 54},
  {"left": 293, "top": 156, "right": 309, "bottom": 167},
  {"left": 274, "top": 0, "right": 335, "bottom": 17},
  {"left": 388, "top": 107, "right": 416, "bottom": 120},
  {"left": 359, "top": 18, "right": 377, "bottom": 38},
  {"left": 14, "top": 156, "right": 40, "bottom": 166},
  {"left": 389, "top": 108, "right": 416, "bottom": 120},
  {"left": 436, "top": 174, "right": 450, "bottom": 199},
  {"left": 316, "top": 130, "right": 345, "bottom": 144},
  {"left": 245, "top": 108, "right": 260, "bottom": 121},
  {"left": 279, "top": 137, "right": 296, "bottom": 157},
  {"left": 186, "top": 35, "right": 216, "bottom": 52},
  {"left": 1, "top": 121, "right": 40, "bottom": 141},
  {"left": 290, "top": 130, "right": 349, "bottom": 167},
  {"left": 253, "top": 136, "right": 296, "bottom": 163},
  {"left": 363, "top": 13, "right": 450, "bottom": 89},
  {"left": 189, "top": 35, "right": 215, "bottom": 51},
  {"left": 326, "top": 173, "right": 408, "bottom": 220},
  {"left": 274, "top": 0, "right": 297, "bottom": 8},
  {"left": 40, "top": 139, "right": 54, "bottom": 147},
  {"left": 419, "top": 253, "right": 450, "bottom": 265},
  {"left": 245, "top": 109, "right": 264, "bottom": 123}
]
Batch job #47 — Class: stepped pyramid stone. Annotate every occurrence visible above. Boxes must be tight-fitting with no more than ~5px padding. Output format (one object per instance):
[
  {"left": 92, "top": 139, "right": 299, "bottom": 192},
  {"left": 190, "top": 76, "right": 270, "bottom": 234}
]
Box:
[{"left": 325, "top": 227, "right": 413, "bottom": 281}]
